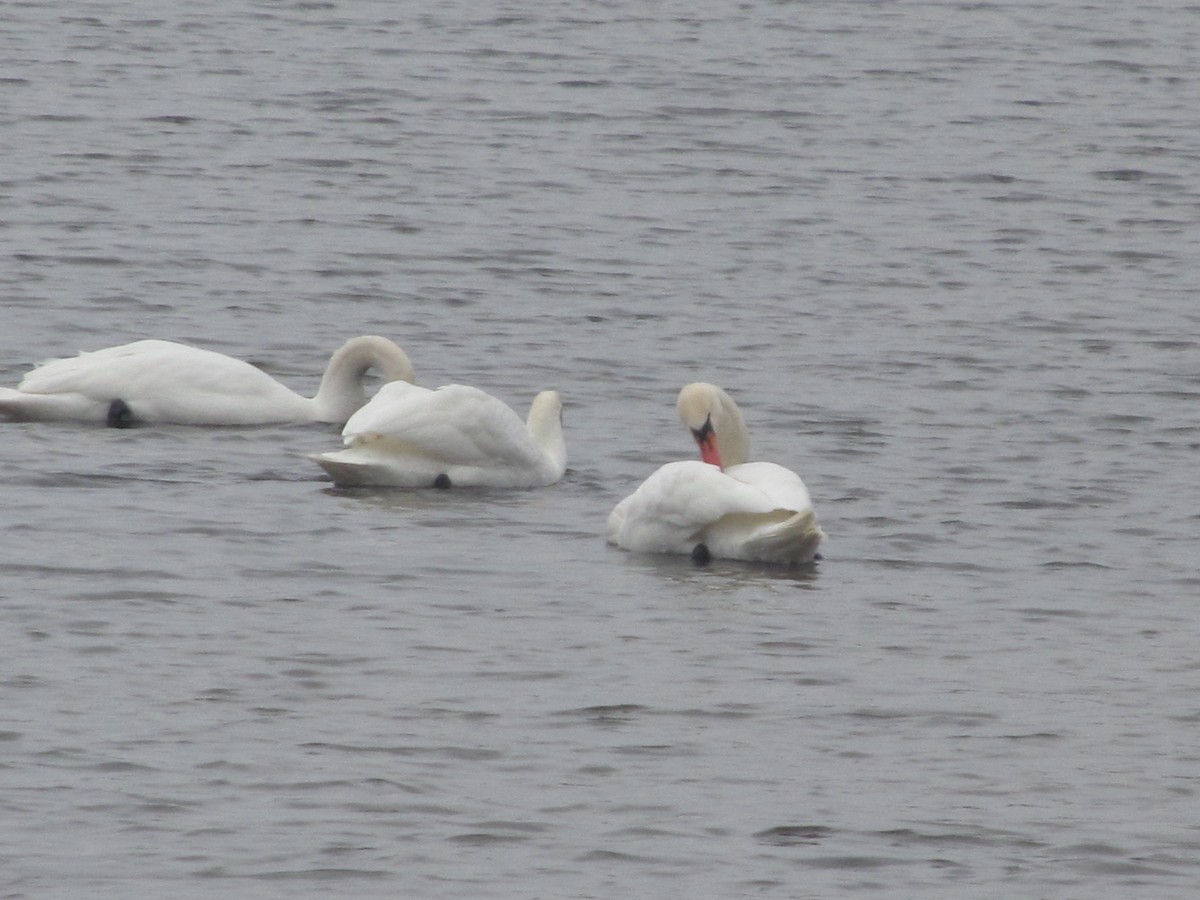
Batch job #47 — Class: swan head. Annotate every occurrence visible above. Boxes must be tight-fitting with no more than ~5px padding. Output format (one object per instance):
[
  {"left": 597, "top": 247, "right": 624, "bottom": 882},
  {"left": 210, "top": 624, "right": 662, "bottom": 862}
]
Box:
[
  {"left": 314, "top": 336, "right": 415, "bottom": 424},
  {"left": 676, "top": 382, "right": 749, "bottom": 470}
]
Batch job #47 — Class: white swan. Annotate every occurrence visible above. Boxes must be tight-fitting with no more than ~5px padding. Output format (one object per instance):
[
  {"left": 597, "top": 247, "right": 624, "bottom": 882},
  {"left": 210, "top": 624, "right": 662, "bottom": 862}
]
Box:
[
  {"left": 310, "top": 380, "right": 566, "bottom": 488},
  {"left": 0, "top": 336, "right": 414, "bottom": 426},
  {"left": 607, "top": 382, "right": 824, "bottom": 565}
]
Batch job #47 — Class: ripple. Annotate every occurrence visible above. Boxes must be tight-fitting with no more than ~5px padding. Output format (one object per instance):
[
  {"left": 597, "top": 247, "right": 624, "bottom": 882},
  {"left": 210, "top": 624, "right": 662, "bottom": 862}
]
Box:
[
  {"left": 3, "top": 2, "right": 1198, "bottom": 898},
  {"left": 756, "top": 824, "right": 836, "bottom": 846}
]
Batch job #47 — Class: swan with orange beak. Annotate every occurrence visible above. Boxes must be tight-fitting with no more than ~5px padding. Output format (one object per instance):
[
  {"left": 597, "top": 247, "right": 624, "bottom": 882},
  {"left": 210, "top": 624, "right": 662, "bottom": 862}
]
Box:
[{"left": 607, "top": 382, "right": 824, "bottom": 566}]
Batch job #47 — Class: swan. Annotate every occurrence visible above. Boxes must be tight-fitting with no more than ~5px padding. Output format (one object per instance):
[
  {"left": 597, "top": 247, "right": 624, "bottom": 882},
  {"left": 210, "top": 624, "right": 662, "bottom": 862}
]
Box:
[
  {"left": 0, "top": 336, "right": 414, "bottom": 426},
  {"left": 310, "top": 380, "right": 567, "bottom": 488},
  {"left": 606, "top": 382, "right": 824, "bottom": 565}
]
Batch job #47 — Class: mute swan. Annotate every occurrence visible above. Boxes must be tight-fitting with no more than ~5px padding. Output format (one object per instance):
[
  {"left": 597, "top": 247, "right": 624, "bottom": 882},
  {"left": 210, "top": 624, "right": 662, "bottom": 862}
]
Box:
[
  {"left": 0, "top": 336, "right": 414, "bottom": 426},
  {"left": 606, "top": 382, "right": 824, "bottom": 565},
  {"left": 310, "top": 380, "right": 566, "bottom": 488}
]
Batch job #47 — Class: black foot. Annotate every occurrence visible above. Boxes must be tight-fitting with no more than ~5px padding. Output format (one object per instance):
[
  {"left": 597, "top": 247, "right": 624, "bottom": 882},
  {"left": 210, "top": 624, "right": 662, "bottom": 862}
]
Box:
[
  {"left": 691, "top": 543, "right": 712, "bottom": 565},
  {"left": 433, "top": 473, "right": 452, "bottom": 489},
  {"left": 106, "top": 398, "right": 135, "bottom": 428}
]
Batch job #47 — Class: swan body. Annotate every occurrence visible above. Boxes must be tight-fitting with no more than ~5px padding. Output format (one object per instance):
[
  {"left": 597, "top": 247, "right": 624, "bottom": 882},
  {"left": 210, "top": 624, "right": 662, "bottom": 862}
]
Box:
[
  {"left": 0, "top": 336, "right": 414, "bottom": 426},
  {"left": 607, "top": 382, "right": 824, "bottom": 565},
  {"left": 311, "top": 380, "right": 566, "bottom": 488}
]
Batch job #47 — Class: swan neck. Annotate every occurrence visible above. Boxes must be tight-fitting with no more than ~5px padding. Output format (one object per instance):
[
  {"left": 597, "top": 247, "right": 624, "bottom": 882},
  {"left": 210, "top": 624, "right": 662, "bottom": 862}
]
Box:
[
  {"left": 527, "top": 391, "right": 567, "bottom": 469},
  {"left": 678, "top": 383, "right": 749, "bottom": 468},
  {"left": 313, "top": 336, "right": 415, "bottom": 423},
  {"left": 713, "top": 395, "right": 749, "bottom": 468}
]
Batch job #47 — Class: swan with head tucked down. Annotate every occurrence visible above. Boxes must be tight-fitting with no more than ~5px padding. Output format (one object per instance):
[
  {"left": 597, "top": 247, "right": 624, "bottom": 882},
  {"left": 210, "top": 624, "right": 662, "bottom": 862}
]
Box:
[
  {"left": 606, "top": 382, "right": 824, "bottom": 565},
  {"left": 310, "top": 380, "right": 566, "bottom": 489},
  {"left": 0, "top": 336, "right": 414, "bottom": 427}
]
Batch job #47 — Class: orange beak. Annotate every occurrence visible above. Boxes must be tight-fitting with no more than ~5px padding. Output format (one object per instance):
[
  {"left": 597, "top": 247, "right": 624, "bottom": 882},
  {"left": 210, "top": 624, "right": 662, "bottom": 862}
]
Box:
[{"left": 694, "top": 420, "right": 723, "bottom": 469}]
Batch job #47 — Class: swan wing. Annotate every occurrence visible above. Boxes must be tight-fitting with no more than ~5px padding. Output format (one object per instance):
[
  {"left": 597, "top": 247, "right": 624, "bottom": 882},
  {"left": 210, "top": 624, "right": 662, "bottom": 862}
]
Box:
[
  {"left": 608, "top": 461, "right": 783, "bottom": 548},
  {"left": 607, "top": 460, "right": 823, "bottom": 564},
  {"left": 22, "top": 341, "right": 257, "bottom": 395},
  {"left": 342, "top": 382, "right": 542, "bottom": 467},
  {"left": 724, "top": 461, "right": 815, "bottom": 511},
  {"left": 14, "top": 340, "right": 306, "bottom": 423}
]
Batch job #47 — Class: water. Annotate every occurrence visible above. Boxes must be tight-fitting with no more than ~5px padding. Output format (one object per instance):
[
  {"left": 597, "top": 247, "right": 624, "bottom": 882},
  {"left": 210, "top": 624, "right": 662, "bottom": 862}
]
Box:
[{"left": 2, "top": 1, "right": 1199, "bottom": 896}]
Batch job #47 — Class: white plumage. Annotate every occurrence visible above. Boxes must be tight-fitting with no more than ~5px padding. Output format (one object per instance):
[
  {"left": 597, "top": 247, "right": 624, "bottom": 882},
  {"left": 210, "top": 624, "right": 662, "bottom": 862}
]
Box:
[
  {"left": 607, "top": 383, "right": 823, "bottom": 565},
  {"left": 310, "top": 380, "right": 566, "bottom": 489},
  {"left": 0, "top": 336, "right": 414, "bottom": 426}
]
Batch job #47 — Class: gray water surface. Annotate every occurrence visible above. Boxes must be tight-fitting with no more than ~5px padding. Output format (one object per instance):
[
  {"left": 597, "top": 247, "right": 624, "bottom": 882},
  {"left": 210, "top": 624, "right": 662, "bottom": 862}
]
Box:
[{"left": 2, "top": 1, "right": 1199, "bottom": 897}]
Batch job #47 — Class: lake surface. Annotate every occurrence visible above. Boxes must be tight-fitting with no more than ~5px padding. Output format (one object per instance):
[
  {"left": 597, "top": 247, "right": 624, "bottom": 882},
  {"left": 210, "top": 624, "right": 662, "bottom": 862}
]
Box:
[{"left": 2, "top": 1, "right": 1199, "bottom": 896}]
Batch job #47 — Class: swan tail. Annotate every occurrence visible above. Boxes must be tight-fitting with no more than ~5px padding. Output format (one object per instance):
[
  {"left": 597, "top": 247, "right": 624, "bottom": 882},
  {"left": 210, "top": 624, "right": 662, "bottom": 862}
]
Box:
[
  {"left": 0, "top": 388, "right": 26, "bottom": 419},
  {"left": 309, "top": 446, "right": 443, "bottom": 488},
  {"left": 310, "top": 449, "right": 390, "bottom": 486},
  {"left": 705, "top": 508, "right": 825, "bottom": 566},
  {"left": 0, "top": 389, "right": 107, "bottom": 423}
]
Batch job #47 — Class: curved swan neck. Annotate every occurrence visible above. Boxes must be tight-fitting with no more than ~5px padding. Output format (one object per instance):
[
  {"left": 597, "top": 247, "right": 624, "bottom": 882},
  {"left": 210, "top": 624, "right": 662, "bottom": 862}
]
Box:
[
  {"left": 677, "top": 382, "right": 749, "bottom": 469},
  {"left": 312, "top": 336, "right": 415, "bottom": 423},
  {"left": 527, "top": 390, "right": 567, "bottom": 469}
]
